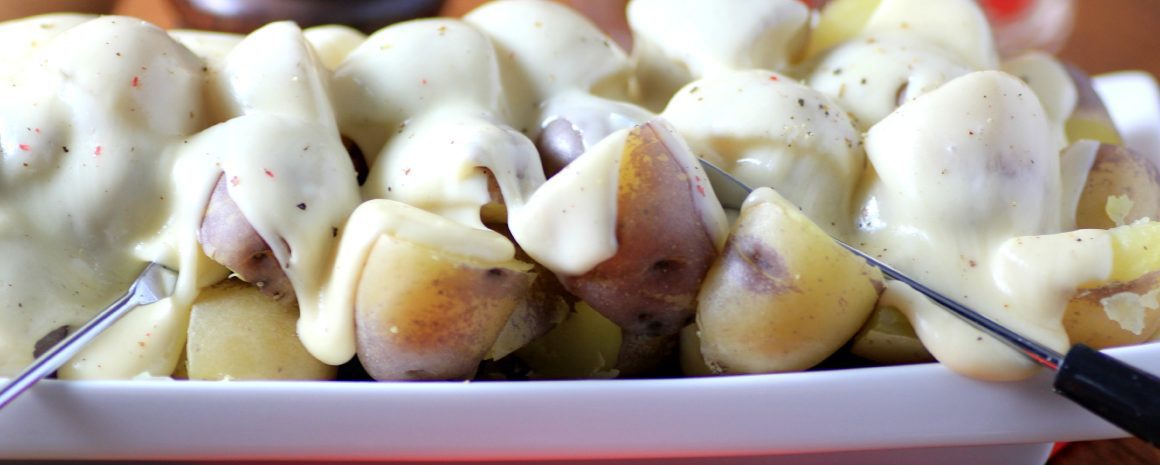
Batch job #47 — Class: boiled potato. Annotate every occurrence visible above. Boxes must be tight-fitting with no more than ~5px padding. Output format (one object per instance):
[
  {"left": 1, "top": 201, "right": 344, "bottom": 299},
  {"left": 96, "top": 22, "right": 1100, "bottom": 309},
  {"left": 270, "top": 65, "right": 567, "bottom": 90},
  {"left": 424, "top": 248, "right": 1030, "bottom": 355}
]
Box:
[
  {"left": 516, "top": 301, "right": 622, "bottom": 379},
  {"left": 186, "top": 278, "right": 335, "bottom": 381},
  {"left": 678, "top": 323, "right": 713, "bottom": 376},
  {"left": 355, "top": 231, "right": 533, "bottom": 381},
  {"left": 1064, "top": 221, "right": 1160, "bottom": 347},
  {"left": 697, "top": 188, "right": 882, "bottom": 374},
  {"left": 485, "top": 261, "right": 570, "bottom": 361},
  {"left": 1064, "top": 63, "right": 1123, "bottom": 145},
  {"left": 559, "top": 120, "right": 726, "bottom": 338},
  {"left": 1074, "top": 143, "right": 1160, "bottom": 229},
  {"left": 802, "top": 0, "right": 880, "bottom": 59},
  {"left": 849, "top": 305, "right": 933, "bottom": 365}
]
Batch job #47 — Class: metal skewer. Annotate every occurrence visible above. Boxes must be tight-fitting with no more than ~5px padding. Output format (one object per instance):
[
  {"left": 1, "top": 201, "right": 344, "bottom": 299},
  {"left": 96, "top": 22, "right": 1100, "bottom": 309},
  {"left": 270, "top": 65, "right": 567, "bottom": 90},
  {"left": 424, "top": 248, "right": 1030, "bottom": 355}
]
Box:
[{"left": 698, "top": 158, "right": 1160, "bottom": 446}]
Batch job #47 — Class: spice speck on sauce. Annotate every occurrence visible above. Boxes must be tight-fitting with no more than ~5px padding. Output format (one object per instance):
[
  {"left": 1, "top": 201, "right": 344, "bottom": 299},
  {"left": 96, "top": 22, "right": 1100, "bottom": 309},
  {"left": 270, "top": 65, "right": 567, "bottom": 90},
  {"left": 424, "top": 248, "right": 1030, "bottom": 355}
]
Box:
[
  {"left": 264, "top": 169, "right": 275, "bottom": 178},
  {"left": 297, "top": 202, "right": 307, "bottom": 210},
  {"left": 230, "top": 175, "right": 241, "bottom": 187},
  {"left": 94, "top": 145, "right": 102, "bottom": 156},
  {"left": 18, "top": 144, "right": 30, "bottom": 151},
  {"left": 131, "top": 76, "right": 139, "bottom": 88}
]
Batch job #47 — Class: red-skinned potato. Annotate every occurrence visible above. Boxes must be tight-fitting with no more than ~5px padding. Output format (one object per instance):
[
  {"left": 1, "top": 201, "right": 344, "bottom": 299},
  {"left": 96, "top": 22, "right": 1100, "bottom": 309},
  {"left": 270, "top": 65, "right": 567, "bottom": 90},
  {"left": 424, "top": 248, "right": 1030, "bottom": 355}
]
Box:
[
  {"left": 198, "top": 175, "right": 295, "bottom": 305},
  {"left": 559, "top": 120, "right": 725, "bottom": 337}
]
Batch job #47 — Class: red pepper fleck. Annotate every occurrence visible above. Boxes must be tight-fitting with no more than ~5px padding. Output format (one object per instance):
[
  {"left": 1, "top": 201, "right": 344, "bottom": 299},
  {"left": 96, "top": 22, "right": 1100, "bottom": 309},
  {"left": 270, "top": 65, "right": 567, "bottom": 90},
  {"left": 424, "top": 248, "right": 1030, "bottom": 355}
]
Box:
[
  {"left": 131, "top": 76, "right": 140, "bottom": 88},
  {"left": 34, "top": 128, "right": 40, "bottom": 134},
  {"left": 230, "top": 176, "right": 240, "bottom": 186},
  {"left": 420, "top": 79, "right": 428, "bottom": 85},
  {"left": 696, "top": 184, "right": 706, "bottom": 197},
  {"left": 769, "top": 74, "right": 779, "bottom": 81},
  {"left": 264, "top": 169, "right": 275, "bottom": 178},
  {"left": 94, "top": 145, "right": 102, "bottom": 156},
  {"left": 18, "top": 144, "right": 30, "bottom": 151}
]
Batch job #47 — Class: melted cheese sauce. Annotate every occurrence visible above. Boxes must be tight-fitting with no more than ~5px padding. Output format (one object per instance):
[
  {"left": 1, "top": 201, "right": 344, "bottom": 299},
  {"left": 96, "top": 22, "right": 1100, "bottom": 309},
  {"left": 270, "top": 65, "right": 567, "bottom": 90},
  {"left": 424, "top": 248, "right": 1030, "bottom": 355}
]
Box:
[
  {"left": 0, "top": 0, "right": 1143, "bottom": 383},
  {"left": 627, "top": 0, "right": 810, "bottom": 111},
  {"left": 856, "top": 70, "right": 1105, "bottom": 380},
  {"left": 662, "top": 70, "right": 865, "bottom": 237}
]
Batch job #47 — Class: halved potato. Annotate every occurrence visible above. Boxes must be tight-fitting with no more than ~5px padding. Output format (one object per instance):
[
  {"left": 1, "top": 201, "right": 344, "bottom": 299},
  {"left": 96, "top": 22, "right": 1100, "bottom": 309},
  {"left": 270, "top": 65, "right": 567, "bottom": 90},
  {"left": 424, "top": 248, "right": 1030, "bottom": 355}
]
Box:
[
  {"left": 849, "top": 305, "right": 933, "bottom": 365},
  {"left": 697, "top": 188, "right": 883, "bottom": 374},
  {"left": 1064, "top": 221, "right": 1160, "bottom": 347},
  {"left": 558, "top": 120, "right": 726, "bottom": 337},
  {"left": 355, "top": 229, "right": 534, "bottom": 381},
  {"left": 515, "top": 301, "right": 622, "bottom": 379},
  {"left": 1074, "top": 143, "right": 1160, "bottom": 229},
  {"left": 186, "top": 278, "right": 335, "bottom": 381}
]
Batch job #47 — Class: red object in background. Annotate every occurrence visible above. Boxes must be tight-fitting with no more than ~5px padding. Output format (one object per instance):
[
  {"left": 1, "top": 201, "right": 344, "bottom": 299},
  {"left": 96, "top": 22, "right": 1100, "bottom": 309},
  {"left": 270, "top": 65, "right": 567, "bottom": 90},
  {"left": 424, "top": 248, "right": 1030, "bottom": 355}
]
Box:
[{"left": 982, "top": 0, "right": 1035, "bottom": 22}]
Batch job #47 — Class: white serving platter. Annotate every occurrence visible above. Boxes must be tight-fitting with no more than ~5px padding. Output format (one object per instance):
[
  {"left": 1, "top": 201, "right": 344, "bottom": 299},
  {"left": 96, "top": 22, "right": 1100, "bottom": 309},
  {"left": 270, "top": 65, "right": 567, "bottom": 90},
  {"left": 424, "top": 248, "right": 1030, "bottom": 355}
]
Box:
[{"left": 1, "top": 73, "right": 1158, "bottom": 465}]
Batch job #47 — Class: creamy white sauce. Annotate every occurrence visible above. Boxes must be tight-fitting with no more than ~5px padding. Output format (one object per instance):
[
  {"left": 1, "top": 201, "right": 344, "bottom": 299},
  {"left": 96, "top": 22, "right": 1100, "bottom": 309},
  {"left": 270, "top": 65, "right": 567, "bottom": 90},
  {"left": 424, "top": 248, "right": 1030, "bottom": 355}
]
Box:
[
  {"left": 1001, "top": 51, "right": 1078, "bottom": 153},
  {"left": 0, "top": 16, "right": 208, "bottom": 377},
  {"left": 662, "top": 70, "right": 865, "bottom": 237},
  {"left": 807, "top": 32, "right": 975, "bottom": 129},
  {"left": 861, "top": 0, "right": 999, "bottom": 71},
  {"left": 627, "top": 0, "right": 810, "bottom": 110},
  {"left": 856, "top": 70, "right": 1113, "bottom": 380},
  {"left": 465, "top": 0, "right": 636, "bottom": 131}
]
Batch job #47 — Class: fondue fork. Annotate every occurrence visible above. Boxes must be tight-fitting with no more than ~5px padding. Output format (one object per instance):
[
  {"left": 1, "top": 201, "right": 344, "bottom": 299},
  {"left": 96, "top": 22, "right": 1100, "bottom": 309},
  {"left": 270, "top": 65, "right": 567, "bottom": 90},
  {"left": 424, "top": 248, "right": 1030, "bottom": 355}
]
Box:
[
  {"left": 698, "top": 158, "right": 1160, "bottom": 447},
  {"left": 0, "top": 262, "right": 177, "bottom": 410}
]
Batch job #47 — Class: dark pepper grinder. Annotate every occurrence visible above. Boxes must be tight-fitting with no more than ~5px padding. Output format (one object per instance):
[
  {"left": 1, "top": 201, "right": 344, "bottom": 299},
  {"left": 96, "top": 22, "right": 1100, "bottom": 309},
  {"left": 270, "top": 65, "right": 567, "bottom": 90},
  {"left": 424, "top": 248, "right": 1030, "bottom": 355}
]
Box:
[{"left": 168, "top": 0, "right": 445, "bottom": 34}]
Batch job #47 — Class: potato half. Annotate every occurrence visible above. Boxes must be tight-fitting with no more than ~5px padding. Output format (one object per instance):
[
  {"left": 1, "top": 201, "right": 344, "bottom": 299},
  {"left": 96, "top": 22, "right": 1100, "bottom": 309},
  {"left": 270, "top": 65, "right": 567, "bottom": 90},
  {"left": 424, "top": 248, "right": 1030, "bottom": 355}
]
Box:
[
  {"left": 559, "top": 120, "right": 725, "bottom": 337},
  {"left": 185, "top": 278, "right": 335, "bottom": 381},
  {"left": 697, "top": 188, "right": 883, "bottom": 374},
  {"left": 355, "top": 231, "right": 533, "bottom": 381}
]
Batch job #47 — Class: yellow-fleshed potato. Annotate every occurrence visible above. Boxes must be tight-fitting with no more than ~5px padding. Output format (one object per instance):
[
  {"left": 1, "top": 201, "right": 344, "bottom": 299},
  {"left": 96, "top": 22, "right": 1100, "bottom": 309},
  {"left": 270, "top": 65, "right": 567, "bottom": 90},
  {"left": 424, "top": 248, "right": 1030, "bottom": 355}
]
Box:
[
  {"left": 485, "top": 262, "right": 570, "bottom": 361},
  {"left": 849, "top": 305, "right": 933, "bottom": 365},
  {"left": 1064, "top": 63, "right": 1123, "bottom": 146},
  {"left": 355, "top": 234, "right": 533, "bottom": 381},
  {"left": 1064, "top": 221, "right": 1160, "bottom": 348},
  {"left": 185, "top": 278, "right": 336, "bottom": 381},
  {"left": 1074, "top": 143, "right": 1160, "bottom": 229},
  {"left": 559, "top": 120, "right": 725, "bottom": 338},
  {"left": 516, "top": 301, "right": 622, "bottom": 379},
  {"left": 697, "top": 188, "right": 883, "bottom": 374}
]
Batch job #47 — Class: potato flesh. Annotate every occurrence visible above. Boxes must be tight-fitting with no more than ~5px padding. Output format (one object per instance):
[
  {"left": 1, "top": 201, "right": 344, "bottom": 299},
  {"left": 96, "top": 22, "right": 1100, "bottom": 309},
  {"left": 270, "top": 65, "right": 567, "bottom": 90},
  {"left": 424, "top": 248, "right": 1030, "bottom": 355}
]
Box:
[
  {"left": 1065, "top": 221, "right": 1160, "bottom": 347},
  {"left": 849, "top": 305, "right": 933, "bottom": 365},
  {"left": 186, "top": 279, "right": 335, "bottom": 381},
  {"left": 516, "top": 301, "right": 622, "bottom": 379},
  {"left": 355, "top": 235, "right": 532, "bottom": 381},
  {"left": 803, "top": 0, "right": 881, "bottom": 59},
  {"left": 697, "top": 188, "right": 882, "bottom": 374}
]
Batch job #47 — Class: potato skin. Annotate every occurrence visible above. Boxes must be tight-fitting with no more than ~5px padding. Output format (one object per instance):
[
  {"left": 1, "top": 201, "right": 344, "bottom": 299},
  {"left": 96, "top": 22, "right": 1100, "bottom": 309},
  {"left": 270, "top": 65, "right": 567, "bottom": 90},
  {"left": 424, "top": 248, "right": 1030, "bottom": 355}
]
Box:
[
  {"left": 198, "top": 175, "right": 295, "bottom": 305},
  {"left": 1064, "top": 271, "right": 1160, "bottom": 348},
  {"left": 697, "top": 188, "right": 882, "bottom": 374},
  {"left": 1075, "top": 144, "right": 1160, "bottom": 229},
  {"left": 561, "top": 121, "right": 719, "bottom": 337},
  {"left": 355, "top": 235, "right": 533, "bottom": 381}
]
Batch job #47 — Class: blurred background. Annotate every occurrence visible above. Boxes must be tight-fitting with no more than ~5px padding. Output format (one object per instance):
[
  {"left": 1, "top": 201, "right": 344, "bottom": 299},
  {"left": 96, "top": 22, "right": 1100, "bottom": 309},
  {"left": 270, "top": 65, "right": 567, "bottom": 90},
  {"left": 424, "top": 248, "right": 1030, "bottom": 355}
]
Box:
[{"left": 0, "top": 1, "right": 1157, "bottom": 78}]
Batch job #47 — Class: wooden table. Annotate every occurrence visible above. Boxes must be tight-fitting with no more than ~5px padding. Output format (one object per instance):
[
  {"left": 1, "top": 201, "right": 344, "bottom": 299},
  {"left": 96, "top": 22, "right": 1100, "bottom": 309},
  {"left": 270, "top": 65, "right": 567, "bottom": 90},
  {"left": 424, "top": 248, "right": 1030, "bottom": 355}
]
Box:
[{"left": 17, "top": 1, "right": 1160, "bottom": 463}]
